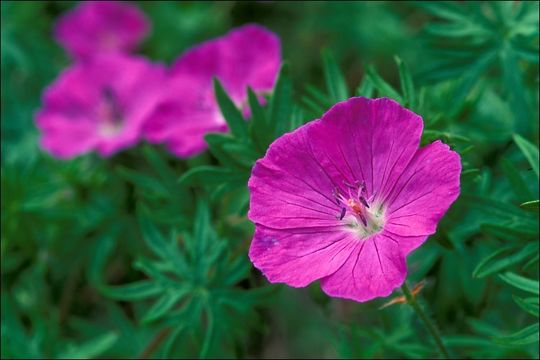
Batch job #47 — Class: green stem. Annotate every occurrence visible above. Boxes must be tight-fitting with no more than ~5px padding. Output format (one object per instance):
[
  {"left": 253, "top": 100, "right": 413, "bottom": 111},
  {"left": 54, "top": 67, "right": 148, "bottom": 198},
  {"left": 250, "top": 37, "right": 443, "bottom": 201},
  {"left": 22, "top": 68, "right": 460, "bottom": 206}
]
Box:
[{"left": 401, "top": 283, "right": 450, "bottom": 359}]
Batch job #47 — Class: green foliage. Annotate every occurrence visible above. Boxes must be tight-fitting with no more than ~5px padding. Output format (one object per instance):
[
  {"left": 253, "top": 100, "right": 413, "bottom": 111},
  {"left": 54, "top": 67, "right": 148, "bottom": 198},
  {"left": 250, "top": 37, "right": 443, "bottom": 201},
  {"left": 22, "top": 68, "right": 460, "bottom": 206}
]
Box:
[{"left": 1, "top": 1, "right": 539, "bottom": 359}]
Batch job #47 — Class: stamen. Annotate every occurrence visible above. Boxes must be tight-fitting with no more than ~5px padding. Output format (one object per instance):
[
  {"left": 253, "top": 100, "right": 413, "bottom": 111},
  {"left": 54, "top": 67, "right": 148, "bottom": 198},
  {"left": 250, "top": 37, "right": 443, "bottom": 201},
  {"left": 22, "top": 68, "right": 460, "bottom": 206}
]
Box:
[
  {"left": 339, "top": 207, "right": 346, "bottom": 220},
  {"left": 359, "top": 195, "right": 370, "bottom": 209},
  {"left": 358, "top": 213, "right": 368, "bottom": 227}
]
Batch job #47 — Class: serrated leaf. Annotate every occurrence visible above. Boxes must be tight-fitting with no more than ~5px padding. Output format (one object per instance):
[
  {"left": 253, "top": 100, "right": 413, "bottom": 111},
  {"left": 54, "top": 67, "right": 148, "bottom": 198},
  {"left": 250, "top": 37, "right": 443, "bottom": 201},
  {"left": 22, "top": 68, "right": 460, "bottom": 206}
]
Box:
[
  {"left": 213, "top": 78, "right": 249, "bottom": 140},
  {"left": 322, "top": 50, "right": 348, "bottom": 103},
  {"left": 494, "top": 323, "right": 539, "bottom": 345},
  {"left": 499, "top": 272, "right": 539, "bottom": 295},
  {"left": 473, "top": 243, "right": 538, "bottom": 278},
  {"left": 513, "top": 134, "right": 539, "bottom": 178}
]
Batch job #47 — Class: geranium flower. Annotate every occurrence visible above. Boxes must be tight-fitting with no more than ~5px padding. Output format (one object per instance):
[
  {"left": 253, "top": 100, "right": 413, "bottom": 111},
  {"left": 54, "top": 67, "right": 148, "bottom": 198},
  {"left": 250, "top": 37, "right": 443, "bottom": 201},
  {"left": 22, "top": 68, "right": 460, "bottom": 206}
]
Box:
[
  {"left": 36, "top": 54, "right": 165, "bottom": 159},
  {"left": 248, "top": 97, "right": 461, "bottom": 302},
  {"left": 144, "top": 24, "right": 281, "bottom": 157},
  {"left": 54, "top": 1, "right": 149, "bottom": 61}
]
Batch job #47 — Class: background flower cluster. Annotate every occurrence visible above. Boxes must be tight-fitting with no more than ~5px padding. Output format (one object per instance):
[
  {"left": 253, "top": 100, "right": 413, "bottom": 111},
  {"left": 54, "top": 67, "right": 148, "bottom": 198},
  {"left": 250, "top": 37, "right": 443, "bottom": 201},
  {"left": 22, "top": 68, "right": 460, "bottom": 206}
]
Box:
[{"left": 1, "top": 1, "right": 539, "bottom": 359}]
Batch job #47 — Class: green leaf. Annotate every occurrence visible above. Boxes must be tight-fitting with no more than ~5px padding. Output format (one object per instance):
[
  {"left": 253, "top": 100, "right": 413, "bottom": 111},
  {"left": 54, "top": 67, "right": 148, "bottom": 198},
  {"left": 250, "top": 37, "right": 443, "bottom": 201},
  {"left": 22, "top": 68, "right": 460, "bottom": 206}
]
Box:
[
  {"left": 494, "top": 323, "right": 539, "bottom": 345},
  {"left": 101, "top": 280, "right": 163, "bottom": 301},
  {"left": 116, "top": 166, "right": 169, "bottom": 197},
  {"left": 366, "top": 65, "right": 403, "bottom": 103},
  {"left": 473, "top": 243, "right": 538, "bottom": 278},
  {"left": 57, "top": 332, "right": 119, "bottom": 359},
  {"left": 248, "top": 88, "right": 271, "bottom": 152},
  {"left": 394, "top": 56, "right": 415, "bottom": 108},
  {"left": 501, "top": 158, "right": 534, "bottom": 202},
  {"left": 520, "top": 200, "right": 539, "bottom": 212},
  {"left": 513, "top": 295, "right": 539, "bottom": 317},
  {"left": 141, "top": 288, "right": 189, "bottom": 324},
  {"left": 138, "top": 208, "right": 189, "bottom": 276},
  {"left": 213, "top": 78, "right": 249, "bottom": 140},
  {"left": 480, "top": 222, "right": 538, "bottom": 242},
  {"left": 322, "top": 50, "right": 348, "bottom": 103},
  {"left": 499, "top": 272, "right": 539, "bottom": 295},
  {"left": 179, "top": 166, "right": 247, "bottom": 188},
  {"left": 269, "top": 64, "right": 293, "bottom": 137},
  {"left": 513, "top": 134, "right": 539, "bottom": 178},
  {"left": 356, "top": 76, "right": 374, "bottom": 98}
]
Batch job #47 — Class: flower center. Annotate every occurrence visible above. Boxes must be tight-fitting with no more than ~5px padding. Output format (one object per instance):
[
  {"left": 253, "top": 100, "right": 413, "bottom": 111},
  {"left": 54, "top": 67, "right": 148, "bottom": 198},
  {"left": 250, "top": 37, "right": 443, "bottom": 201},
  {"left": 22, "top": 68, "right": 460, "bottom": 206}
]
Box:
[
  {"left": 98, "top": 87, "right": 124, "bottom": 137},
  {"left": 333, "top": 180, "right": 385, "bottom": 239}
]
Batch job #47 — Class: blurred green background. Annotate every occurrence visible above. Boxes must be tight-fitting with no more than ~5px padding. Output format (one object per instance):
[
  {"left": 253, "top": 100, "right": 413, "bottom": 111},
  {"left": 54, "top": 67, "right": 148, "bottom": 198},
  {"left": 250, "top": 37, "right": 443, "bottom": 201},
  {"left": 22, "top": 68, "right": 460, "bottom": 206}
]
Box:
[{"left": 1, "top": 1, "right": 539, "bottom": 359}]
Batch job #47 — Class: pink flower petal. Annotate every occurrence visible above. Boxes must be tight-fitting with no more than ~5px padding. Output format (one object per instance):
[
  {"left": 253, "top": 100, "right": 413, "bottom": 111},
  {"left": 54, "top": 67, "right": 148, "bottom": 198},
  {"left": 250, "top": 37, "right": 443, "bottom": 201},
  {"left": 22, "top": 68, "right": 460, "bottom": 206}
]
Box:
[
  {"left": 249, "top": 225, "right": 358, "bottom": 287},
  {"left": 36, "top": 54, "right": 165, "bottom": 159},
  {"left": 55, "top": 1, "right": 149, "bottom": 61},
  {"left": 248, "top": 121, "right": 344, "bottom": 230},
  {"left": 383, "top": 140, "right": 461, "bottom": 238},
  {"left": 320, "top": 232, "right": 406, "bottom": 302},
  {"left": 309, "top": 97, "right": 423, "bottom": 199},
  {"left": 144, "top": 24, "right": 281, "bottom": 158}
]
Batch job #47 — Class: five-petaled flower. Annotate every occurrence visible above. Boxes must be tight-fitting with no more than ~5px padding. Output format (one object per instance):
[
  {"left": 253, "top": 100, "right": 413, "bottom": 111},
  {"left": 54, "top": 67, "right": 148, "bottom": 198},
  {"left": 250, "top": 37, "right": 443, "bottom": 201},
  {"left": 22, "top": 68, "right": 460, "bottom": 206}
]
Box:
[
  {"left": 143, "top": 24, "right": 281, "bottom": 158},
  {"left": 55, "top": 1, "right": 149, "bottom": 62},
  {"left": 36, "top": 54, "right": 165, "bottom": 159},
  {"left": 248, "top": 97, "right": 461, "bottom": 302}
]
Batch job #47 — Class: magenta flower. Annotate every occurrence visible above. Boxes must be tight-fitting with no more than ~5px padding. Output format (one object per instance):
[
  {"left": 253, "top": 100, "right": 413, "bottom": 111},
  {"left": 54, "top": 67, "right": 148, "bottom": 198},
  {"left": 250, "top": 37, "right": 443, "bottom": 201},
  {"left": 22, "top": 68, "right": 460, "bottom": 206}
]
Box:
[
  {"left": 54, "top": 1, "right": 149, "bottom": 61},
  {"left": 144, "top": 24, "right": 281, "bottom": 157},
  {"left": 248, "top": 97, "right": 461, "bottom": 302},
  {"left": 36, "top": 54, "right": 165, "bottom": 159}
]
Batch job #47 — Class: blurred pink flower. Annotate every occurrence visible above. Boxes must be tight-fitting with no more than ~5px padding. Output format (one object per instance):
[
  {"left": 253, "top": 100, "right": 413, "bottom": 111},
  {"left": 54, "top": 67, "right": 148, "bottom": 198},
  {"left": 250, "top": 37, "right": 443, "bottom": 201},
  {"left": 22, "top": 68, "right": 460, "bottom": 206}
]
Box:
[
  {"left": 248, "top": 97, "right": 461, "bottom": 302},
  {"left": 144, "top": 24, "right": 281, "bottom": 157},
  {"left": 36, "top": 54, "right": 165, "bottom": 159},
  {"left": 55, "top": 1, "right": 149, "bottom": 61}
]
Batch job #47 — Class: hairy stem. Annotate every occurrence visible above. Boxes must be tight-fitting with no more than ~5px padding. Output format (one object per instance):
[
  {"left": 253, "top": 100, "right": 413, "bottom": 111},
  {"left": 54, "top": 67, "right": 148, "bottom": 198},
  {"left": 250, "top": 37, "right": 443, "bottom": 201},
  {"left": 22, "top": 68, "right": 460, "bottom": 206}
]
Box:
[{"left": 401, "top": 282, "right": 450, "bottom": 359}]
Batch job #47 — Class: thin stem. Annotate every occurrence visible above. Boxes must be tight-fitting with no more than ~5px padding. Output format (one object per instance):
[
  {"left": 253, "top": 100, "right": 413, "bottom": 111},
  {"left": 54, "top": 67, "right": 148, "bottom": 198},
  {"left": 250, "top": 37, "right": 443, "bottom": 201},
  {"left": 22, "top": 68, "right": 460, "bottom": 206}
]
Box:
[{"left": 401, "top": 283, "right": 450, "bottom": 359}]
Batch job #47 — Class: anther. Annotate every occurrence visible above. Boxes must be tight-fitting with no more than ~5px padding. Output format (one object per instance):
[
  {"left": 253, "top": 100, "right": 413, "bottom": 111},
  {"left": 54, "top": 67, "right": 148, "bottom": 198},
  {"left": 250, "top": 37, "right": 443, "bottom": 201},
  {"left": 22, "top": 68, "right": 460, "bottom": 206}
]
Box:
[
  {"left": 359, "top": 213, "right": 368, "bottom": 227},
  {"left": 359, "top": 195, "right": 370, "bottom": 208},
  {"left": 339, "top": 207, "right": 346, "bottom": 220}
]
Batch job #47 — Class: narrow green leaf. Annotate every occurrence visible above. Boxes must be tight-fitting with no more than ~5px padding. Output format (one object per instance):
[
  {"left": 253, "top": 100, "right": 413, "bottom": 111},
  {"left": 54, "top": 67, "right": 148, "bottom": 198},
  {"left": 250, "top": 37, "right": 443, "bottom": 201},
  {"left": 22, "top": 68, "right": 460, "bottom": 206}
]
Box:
[
  {"left": 116, "top": 166, "right": 169, "bottom": 197},
  {"left": 179, "top": 166, "right": 247, "bottom": 188},
  {"left": 494, "top": 323, "right": 539, "bottom": 345},
  {"left": 269, "top": 64, "right": 293, "bottom": 137},
  {"left": 213, "top": 78, "right": 249, "bottom": 140},
  {"left": 520, "top": 200, "right": 539, "bottom": 212},
  {"left": 395, "top": 56, "right": 415, "bottom": 108},
  {"left": 499, "top": 272, "right": 539, "bottom": 295},
  {"left": 356, "top": 76, "right": 374, "bottom": 98},
  {"left": 141, "top": 289, "right": 188, "bottom": 324},
  {"left": 473, "top": 243, "right": 538, "bottom": 278},
  {"left": 138, "top": 207, "right": 189, "bottom": 277},
  {"left": 513, "top": 295, "right": 539, "bottom": 317},
  {"left": 323, "top": 50, "right": 348, "bottom": 102},
  {"left": 101, "top": 280, "right": 162, "bottom": 301},
  {"left": 501, "top": 158, "right": 534, "bottom": 202},
  {"left": 366, "top": 65, "right": 403, "bottom": 103},
  {"left": 513, "top": 134, "right": 539, "bottom": 178},
  {"left": 58, "top": 332, "right": 119, "bottom": 359},
  {"left": 199, "top": 302, "right": 214, "bottom": 359},
  {"left": 247, "top": 87, "right": 271, "bottom": 152}
]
